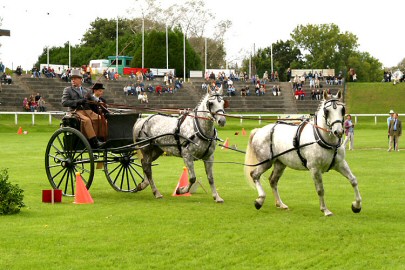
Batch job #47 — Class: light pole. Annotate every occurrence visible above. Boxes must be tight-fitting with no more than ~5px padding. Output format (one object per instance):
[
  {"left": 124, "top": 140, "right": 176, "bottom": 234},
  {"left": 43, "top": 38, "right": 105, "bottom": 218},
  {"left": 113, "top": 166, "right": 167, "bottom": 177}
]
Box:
[
  {"left": 205, "top": 37, "right": 207, "bottom": 72},
  {"left": 68, "top": 41, "right": 71, "bottom": 68},
  {"left": 183, "top": 29, "right": 186, "bottom": 81},
  {"left": 271, "top": 43, "right": 273, "bottom": 75},
  {"left": 142, "top": 17, "right": 144, "bottom": 69},
  {"left": 116, "top": 16, "right": 118, "bottom": 73},
  {"left": 166, "top": 24, "right": 169, "bottom": 69}
]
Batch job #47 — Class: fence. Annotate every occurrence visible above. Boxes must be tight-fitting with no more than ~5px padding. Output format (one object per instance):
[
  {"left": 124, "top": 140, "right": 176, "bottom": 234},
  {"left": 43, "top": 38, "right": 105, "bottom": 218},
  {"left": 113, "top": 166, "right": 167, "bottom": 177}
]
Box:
[{"left": 0, "top": 112, "right": 397, "bottom": 126}]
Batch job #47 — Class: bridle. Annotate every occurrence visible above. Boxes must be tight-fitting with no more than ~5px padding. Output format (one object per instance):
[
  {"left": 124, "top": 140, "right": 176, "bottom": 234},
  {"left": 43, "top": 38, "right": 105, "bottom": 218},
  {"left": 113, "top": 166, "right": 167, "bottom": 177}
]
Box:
[
  {"left": 205, "top": 93, "right": 226, "bottom": 122},
  {"left": 322, "top": 99, "right": 345, "bottom": 131},
  {"left": 192, "top": 93, "right": 226, "bottom": 142}
]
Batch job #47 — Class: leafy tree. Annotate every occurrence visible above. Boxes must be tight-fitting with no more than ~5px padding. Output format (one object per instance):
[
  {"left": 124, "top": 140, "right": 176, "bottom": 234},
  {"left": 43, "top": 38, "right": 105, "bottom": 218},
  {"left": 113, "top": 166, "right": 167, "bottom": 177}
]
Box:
[
  {"left": 131, "top": 29, "right": 202, "bottom": 78},
  {"left": 290, "top": 23, "right": 358, "bottom": 73},
  {"left": 348, "top": 52, "right": 383, "bottom": 82},
  {"left": 241, "top": 40, "right": 303, "bottom": 81}
]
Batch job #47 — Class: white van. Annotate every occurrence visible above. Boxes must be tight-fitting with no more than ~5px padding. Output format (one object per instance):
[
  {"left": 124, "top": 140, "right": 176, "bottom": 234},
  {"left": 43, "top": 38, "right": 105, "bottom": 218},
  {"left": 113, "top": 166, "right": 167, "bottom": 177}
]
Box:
[{"left": 89, "top": 59, "right": 109, "bottom": 75}]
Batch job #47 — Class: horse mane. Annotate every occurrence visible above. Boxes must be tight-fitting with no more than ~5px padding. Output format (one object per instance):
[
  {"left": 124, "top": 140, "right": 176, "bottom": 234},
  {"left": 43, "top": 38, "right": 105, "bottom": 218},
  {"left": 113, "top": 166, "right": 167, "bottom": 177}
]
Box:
[{"left": 194, "top": 92, "right": 209, "bottom": 110}]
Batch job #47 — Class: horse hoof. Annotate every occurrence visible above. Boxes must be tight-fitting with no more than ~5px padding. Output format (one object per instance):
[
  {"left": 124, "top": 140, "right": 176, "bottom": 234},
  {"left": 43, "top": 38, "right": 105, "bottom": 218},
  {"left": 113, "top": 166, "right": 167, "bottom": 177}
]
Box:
[
  {"left": 352, "top": 204, "right": 361, "bottom": 213},
  {"left": 254, "top": 201, "right": 262, "bottom": 210}
]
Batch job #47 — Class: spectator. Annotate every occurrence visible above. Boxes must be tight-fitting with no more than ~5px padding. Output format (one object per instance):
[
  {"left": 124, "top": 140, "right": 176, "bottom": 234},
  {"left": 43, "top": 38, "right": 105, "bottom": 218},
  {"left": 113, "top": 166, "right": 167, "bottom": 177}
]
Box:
[
  {"left": 22, "top": 97, "right": 30, "bottom": 111},
  {"left": 274, "top": 71, "right": 279, "bottom": 81},
  {"left": 262, "top": 71, "right": 269, "bottom": 84},
  {"left": 387, "top": 109, "right": 395, "bottom": 148},
  {"left": 146, "top": 84, "right": 154, "bottom": 93},
  {"left": 343, "top": 114, "right": 355, "bottom": 150},
  {"left": 311, "top": 89, "right": 316, "bottom": 100},
  {"left": 163, "top": 73, "right": 169, "bottom": 86},
  {"left": 35, "top": 93, "right": 41, "bottom": 102},
  {"left": 29, "top": 95, "right": 37, "bottom": 112},
  {"left": 259, "top": 84, "right": 266, "bottom": 96},
  {"left": 175, "top": 77, "right": 183, "bottom": 90},
  {"left": 5, "top": 74, "right": 12, "bottom": 84},
  {"left": 227, "top": 84, "right": 236, "bottom": 96},
  {"left": 15, "top": 66, "right": 22, "bottom": 76},
  {"left": 240, "top": 87, "right": 247, "bottom": 97},
  {"left": 32, "top": 66, "right": 40, "bottom": 78},
  {"left": 155, "top": 84, "right": 162, "bottom": 95},
  {"left": 38, "top": 97, "right": 46, "bottom": 112},
  {"left": 315, "top": 88, "right": 321, "bottom": 100},
  {"left": 388, "top": 113, "right": 402, "bottom": 152},
  {"left": 272, "top": 85, "right": 278, "bottom": 96},
  {"left": 201, "top": 82, "right": 208, "bottom": 91},
  {"left": 138, "top": 92, "right": 148, "bottom": 103}
]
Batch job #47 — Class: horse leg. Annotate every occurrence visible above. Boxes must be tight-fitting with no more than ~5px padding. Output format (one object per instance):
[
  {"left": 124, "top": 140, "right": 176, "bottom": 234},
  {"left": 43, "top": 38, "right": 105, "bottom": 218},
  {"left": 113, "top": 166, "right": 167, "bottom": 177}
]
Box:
[
  {"left": 177, "top": 157, "right": 197, "bottom": 195},
  {"left": 251, "top": 161, "right": 272, "bottom": 210},
  {"left": 137, "top": 149, "right": 163, "bottom": 199},
  {"left": 203, "top": 156, "right": 224, "bottom": 203},
  {"left": 334, "top": 160, "right": 362, "bottom": 213},
  {"left": 269, "top": 160, "right": 288, "bottom": 209},
  {"left": 310, "top": 169, "right": 333, "bottom": 216}
]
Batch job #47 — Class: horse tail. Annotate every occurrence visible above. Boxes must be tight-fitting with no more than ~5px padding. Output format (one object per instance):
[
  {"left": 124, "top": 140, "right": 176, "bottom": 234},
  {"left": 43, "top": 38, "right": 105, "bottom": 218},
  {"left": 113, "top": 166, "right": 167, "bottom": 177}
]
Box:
[{"left": 244, "top": 128, "right": 259, "bottom": 188}]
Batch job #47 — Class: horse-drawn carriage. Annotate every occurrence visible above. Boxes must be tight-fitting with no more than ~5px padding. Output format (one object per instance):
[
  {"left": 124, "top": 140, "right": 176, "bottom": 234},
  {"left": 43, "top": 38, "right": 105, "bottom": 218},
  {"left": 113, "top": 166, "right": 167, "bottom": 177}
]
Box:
[
  {"left": 45, "top": 111, "right": 145, "bottom": 196},
  {"left": 45, "top": 86, "right": 228, "bottom": 200}
]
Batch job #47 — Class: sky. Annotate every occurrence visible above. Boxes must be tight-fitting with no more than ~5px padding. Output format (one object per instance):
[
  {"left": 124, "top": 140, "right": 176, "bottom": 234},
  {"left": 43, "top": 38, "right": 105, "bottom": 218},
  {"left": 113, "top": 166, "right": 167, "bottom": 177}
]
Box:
[{"left": 1, "top": 0, "right": 405, "bottom": 71}]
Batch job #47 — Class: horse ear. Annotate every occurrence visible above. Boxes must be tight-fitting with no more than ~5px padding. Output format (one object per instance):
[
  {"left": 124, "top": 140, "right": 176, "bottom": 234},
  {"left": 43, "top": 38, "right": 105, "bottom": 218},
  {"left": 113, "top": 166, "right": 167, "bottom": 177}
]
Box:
[
  {"left": 323, "top": 90, "right": 329, "bottom": 100},
  {"left": 224, "top": 99, "right": 230, "bottom": 109},
  {"left": 218, "top": 85, "right": 223, "bottom": 95},
  {"left": 336, "top": 90, "right": 342, "bottom": 100}
]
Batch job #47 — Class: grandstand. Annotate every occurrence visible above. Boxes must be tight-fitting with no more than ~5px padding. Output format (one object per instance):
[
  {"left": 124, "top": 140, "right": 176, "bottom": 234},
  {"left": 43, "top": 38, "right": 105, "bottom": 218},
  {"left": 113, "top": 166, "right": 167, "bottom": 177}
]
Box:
[{"left": 0, "top": 74, "right": 343, "bottom": 113}]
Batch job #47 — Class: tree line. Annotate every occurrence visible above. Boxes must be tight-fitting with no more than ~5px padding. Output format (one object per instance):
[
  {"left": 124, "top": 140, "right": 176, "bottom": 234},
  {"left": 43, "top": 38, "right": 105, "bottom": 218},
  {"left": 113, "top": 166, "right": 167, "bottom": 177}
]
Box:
[{"left": 18, "top": 0, "right": 395, "bottom": 81}]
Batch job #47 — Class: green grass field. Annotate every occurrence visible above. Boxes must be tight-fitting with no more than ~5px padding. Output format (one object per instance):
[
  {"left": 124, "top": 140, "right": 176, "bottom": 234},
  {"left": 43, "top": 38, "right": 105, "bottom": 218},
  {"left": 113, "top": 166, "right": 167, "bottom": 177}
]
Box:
[{"left": 1, "top": 84, "right": 405, "bottom": 269}]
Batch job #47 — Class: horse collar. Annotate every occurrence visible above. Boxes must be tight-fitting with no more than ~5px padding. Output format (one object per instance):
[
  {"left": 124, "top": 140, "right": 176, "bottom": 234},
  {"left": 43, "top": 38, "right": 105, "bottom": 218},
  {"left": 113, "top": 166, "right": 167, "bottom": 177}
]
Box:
[{"left": 193, "top": 110, "right": 217, "bottom": 142}]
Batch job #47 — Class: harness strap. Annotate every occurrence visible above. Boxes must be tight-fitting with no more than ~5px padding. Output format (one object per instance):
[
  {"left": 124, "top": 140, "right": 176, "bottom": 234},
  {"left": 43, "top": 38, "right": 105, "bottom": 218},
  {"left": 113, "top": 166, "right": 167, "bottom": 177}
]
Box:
[
  {"left": 313, "top": 117, "right": 342, "bottom": 171},
  {"left": 293, "top": 121, "right": 309, "bottom": 168},
  {"left": 137, "top": 114, "right": 160, "bottom": 141},
  {"left": 174, "top": 113, "right": 189, "bottom": 155},
  {"left": 269, "top": 122, "right": 278, "bottom": 159}
]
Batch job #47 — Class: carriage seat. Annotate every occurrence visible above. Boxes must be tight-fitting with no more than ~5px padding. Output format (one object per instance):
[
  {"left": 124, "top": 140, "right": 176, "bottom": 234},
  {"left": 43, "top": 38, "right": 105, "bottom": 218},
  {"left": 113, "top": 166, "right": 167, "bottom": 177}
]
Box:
[
  {"left": 61, "top": 112, "right": 108, "bottom": 143},
  {"left": 61, "top": 113, "right": 81, "bottom": 131}
]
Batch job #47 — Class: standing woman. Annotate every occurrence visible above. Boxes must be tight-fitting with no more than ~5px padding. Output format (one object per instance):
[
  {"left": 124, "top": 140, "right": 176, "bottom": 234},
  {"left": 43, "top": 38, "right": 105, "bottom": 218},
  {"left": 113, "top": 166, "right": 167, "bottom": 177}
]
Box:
[{"left": 343, "top": 114, "right": 355, "bottom": 150}]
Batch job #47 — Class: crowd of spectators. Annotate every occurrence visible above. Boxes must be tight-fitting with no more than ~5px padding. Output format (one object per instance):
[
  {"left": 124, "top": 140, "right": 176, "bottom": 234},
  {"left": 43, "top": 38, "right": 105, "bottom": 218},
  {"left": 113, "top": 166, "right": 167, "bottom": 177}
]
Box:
[
  {"left": 122, "top": 70, "right": 183, "bottom": 103},
  {"left": 22, "top": 92, "right": 46, "bottom": 112}
]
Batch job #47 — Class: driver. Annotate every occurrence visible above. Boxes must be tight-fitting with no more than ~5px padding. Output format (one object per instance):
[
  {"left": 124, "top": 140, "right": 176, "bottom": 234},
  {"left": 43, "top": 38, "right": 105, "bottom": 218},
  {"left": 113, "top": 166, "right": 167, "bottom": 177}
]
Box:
[{"left": 61, "top": 69, "right": 105, "bottom": 148}]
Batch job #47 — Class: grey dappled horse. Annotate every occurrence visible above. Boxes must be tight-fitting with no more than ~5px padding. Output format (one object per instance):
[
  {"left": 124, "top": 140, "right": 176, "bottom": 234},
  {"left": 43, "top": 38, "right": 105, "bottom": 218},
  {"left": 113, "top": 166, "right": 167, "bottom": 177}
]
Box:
[
  {"left": 244, "top": 90, "right": 362, "bottom": 216},
  {"left": 133, "top": 87, "right": 226, "bottom": 202}
]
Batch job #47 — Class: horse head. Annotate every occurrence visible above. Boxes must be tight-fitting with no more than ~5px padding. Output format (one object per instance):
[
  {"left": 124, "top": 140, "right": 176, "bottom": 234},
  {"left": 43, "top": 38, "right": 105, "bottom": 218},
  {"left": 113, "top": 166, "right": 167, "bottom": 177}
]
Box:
[
  {"left": 321, "top": 90, "right": 345, "bottom": 138},
  {"left": 206, "top": 85, "right": 227, "bottom": 127}
]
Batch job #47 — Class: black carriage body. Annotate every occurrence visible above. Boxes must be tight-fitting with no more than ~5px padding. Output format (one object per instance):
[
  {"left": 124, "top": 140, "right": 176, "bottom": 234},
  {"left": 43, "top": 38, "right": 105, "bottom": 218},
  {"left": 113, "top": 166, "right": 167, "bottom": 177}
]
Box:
[
  {"left": 105, "top": 113, "right": 139, "bottom": 148},
  {"left": 61, "top": 112, "right": 140, "bottom": 149}
]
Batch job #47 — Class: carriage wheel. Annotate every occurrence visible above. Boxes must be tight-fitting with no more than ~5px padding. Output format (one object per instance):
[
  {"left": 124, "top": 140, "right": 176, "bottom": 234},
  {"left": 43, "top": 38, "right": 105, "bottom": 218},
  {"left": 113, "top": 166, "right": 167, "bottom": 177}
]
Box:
[
  {"left": 45, "top": 127, "right": 95, "bottom": 196},
  {"left": 104, "top": 150, "right": 144, "bottom": 192}
]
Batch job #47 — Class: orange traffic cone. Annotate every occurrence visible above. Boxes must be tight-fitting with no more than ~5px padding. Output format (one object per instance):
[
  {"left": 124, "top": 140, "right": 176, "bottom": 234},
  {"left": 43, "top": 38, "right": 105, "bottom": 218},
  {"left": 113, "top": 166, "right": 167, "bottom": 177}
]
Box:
[
  {"left": 17, "top": 127, "right": 23, "bottom": 135},
  {"left": 242, "top": 128, "right": 247, "bottom": 136},
  {"left": 221, "top": 137, "right": 229, "bottom": 150},
  {"left": 172, "top": 167, "right": 191, "bottom": 196},
  {"left": 74, "top": 172, "right": 94, "bottom": 204}
]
